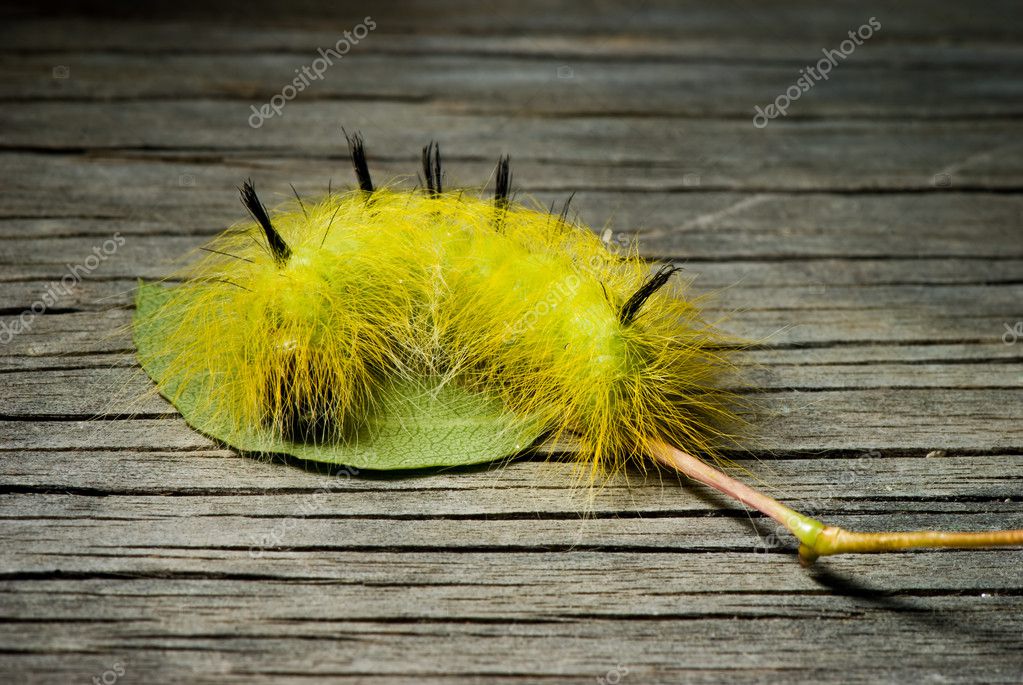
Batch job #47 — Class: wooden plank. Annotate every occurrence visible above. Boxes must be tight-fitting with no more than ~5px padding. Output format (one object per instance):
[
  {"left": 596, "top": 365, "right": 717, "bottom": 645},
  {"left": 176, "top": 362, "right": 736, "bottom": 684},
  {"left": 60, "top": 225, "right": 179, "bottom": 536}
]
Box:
[
  {"left": 4, "top": 500, "right": 1020, "bottom": 561},
  {"left": 3, "top": 1, "right": 1022, "bottom": 44},
  {"left": 4, "top": 26, "right": 1023, "bottom": 68},
  {"left": 0, "top": 570, "right": 1019, "bottom": 683},
  {"left": 2, "top": 104, "right": 1022, "bottom": 191},
  {"left": 4, "top": 52, "right": 1022, "bottom": 119},
  {"left": 1, "top": 449, "right": 1020, "bottom": 499},
  {"left": 1, "top": 3, "right": 1022, "bottom": 683},
  {"left": 4, "top": 190, "right": 1023, "bottom": 264},
  {"left": 1, "top": 150, "right": 1022, "bottom": 256},
  {"left": 2, "top": 484, "right": 1021, "bottom": 539}
]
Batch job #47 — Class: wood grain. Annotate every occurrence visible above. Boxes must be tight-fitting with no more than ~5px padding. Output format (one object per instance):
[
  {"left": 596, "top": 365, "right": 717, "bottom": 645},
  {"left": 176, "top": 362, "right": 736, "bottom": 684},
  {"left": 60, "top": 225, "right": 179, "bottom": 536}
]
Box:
[{"left": 1, "top": 3, "right": 1022, "bottom": 683}]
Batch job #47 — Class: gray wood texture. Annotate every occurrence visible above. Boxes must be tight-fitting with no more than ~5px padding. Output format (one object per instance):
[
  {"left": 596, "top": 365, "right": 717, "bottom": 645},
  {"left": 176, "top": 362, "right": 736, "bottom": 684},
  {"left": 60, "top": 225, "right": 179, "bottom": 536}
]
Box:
[{"left": 1, "top": 1, "right": 1022, "bottom": 683}]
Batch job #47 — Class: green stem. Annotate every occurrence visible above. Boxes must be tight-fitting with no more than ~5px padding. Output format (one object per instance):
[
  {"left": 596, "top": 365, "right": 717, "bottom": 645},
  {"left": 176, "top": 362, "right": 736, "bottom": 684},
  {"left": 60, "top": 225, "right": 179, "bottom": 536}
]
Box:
[{"left": 649, "top": 440, "right": 1023, "bottom": 565}]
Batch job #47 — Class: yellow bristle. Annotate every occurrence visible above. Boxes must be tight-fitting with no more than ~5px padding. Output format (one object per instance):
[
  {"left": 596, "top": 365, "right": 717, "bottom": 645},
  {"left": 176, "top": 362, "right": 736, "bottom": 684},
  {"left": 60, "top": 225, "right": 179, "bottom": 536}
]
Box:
[{"left": 139, "top": 183, "right": 742, "bottom": 475}]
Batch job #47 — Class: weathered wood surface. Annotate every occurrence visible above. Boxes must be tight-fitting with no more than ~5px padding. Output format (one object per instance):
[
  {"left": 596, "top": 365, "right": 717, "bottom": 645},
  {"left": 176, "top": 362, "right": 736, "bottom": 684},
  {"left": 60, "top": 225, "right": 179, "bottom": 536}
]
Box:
[{"left": 1, "top": 1, "right": 1022, "bottom": 683}]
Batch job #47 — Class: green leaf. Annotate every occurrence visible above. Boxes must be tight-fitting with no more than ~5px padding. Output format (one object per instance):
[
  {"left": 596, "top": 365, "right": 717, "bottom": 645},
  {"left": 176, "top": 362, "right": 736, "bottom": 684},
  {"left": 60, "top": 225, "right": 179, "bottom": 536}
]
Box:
[{"left": 133, "top": 281, "right": 544, "bottom": 470}]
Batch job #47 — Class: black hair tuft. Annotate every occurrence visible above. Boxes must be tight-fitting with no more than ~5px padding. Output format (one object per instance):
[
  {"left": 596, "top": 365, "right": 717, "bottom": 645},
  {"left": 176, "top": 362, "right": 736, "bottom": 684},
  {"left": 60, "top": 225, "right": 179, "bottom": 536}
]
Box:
[
  {"left": 343, "top": 128, "right": 374, "bottom": 193},
  {"left": 494, "top": 155, "right": 511, "bottom": 209},
  {"left": 619, "top": 263, "right": 680, "bottom": 325},
  {"left": 240, "top": 179, "right": 291, "bottom": 265},
  {"left": 422, "top": 141, "right": 442, "bottom": 197}
]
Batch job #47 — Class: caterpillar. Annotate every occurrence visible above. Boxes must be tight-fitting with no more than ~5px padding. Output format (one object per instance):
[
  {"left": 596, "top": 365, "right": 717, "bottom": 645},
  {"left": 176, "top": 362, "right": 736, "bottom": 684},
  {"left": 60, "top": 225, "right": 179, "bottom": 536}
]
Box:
[{"left": 134, "top": 131, "right": 1023, "bottom": 565}]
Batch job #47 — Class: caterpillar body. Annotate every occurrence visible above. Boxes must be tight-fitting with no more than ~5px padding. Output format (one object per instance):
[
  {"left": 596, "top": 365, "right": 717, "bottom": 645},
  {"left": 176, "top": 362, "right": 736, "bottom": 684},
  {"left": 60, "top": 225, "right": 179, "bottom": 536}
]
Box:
[
  {"left": 137, "top": 134, "right": 737, "bottom": 479},
  {"left": 135, "top": 132, "right": 1023, "bottom": 564}
]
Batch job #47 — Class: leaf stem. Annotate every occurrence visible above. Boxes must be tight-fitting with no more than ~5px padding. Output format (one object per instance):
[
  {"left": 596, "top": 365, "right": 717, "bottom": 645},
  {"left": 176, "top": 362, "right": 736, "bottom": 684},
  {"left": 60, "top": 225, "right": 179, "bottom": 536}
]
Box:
[{"left": 649, "top": 440, "right": 1023, "bottom": 565}]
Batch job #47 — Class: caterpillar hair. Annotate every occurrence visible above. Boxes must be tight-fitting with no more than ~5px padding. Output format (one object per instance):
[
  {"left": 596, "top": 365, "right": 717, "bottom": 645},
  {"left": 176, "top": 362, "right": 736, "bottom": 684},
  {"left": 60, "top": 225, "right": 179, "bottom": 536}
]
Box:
[{"left": 133, "top": 131, "right": 1023, "bottom": 565}]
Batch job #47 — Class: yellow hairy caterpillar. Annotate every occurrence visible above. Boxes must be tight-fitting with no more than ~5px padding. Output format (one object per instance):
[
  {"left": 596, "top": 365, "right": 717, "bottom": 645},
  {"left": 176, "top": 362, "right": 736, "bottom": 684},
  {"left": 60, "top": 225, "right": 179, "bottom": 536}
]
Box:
[{"left": 134, "top": 131, "right": 1023, "bottom": 564}]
